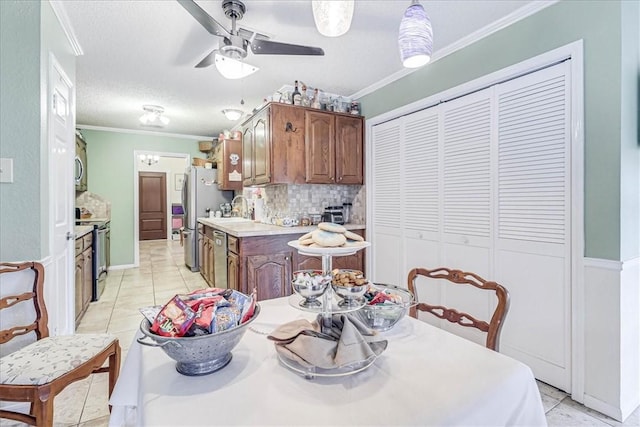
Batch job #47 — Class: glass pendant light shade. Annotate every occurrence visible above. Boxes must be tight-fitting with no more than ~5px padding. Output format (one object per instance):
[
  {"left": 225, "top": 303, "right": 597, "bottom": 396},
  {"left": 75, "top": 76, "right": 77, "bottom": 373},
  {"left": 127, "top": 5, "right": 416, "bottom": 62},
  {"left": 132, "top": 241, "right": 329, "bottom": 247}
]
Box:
[
  {"left": 398, "top": 0, "right": 433, "bottom": 68},
  {"left": 139, "top": 105, "right": 169, "bottom": 127},
  {"left": 312, "top": 0, "right": 355, "bottom": 37},
  {"left": 214, "top": 53, "right": 259, "bottom": 79},
  {"left": 222, "top": 109, "right": 244, "bottom": 121}
]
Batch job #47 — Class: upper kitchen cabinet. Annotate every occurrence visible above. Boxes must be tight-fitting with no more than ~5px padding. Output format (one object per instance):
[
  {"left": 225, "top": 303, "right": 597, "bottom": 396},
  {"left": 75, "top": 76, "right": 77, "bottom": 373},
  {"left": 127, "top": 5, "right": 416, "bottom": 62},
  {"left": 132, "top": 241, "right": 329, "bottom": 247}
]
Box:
[
  {"left": 215, "top": 136, "right": 243, "bottom": 191},
  {"left": 242, "top": 103, "right": 306, "bottom": 186},
  {"left": 305, "top": 111, "right": 363, "bottom": 184},
  {"left": 75, "top": 133, "right": 87, "bottom": 192}
]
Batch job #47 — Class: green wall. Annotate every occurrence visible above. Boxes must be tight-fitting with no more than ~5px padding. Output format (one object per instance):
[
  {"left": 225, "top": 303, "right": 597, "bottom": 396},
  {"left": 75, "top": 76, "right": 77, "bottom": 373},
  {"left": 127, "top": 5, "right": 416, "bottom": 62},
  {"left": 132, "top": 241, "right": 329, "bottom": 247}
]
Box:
[
  {"left": 80, "top": 129, "right": 203, "bottom": 266},
  {"left": 360, "top": 0, "right": 639, "bottom": 261},
  {"left": 0, "top": 1, "right": 41, "bottom": 261}
]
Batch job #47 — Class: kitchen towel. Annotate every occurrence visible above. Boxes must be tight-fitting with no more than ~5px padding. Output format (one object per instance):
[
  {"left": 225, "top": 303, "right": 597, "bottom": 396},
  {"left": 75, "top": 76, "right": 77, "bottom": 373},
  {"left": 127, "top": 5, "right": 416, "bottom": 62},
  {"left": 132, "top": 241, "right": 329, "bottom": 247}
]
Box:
[{"left": 267, "top": 313, "right": 387, "bottom": 369}]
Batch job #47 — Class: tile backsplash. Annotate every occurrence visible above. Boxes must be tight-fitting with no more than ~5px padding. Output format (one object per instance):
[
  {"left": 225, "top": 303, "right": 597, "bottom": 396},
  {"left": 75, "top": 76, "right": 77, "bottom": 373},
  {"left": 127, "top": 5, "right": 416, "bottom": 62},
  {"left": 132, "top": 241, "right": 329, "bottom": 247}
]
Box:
[
  {"left": 76, "top": 192, "right": 111, "bottom": 219},
  {"left": 244, "top": 184, "right": 366, "bottom": 224}
]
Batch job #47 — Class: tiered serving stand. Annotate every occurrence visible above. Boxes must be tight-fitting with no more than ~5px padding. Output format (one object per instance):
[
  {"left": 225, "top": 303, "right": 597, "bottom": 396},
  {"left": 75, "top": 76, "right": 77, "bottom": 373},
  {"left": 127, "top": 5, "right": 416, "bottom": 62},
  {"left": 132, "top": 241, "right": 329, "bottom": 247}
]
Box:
[{"left": 283, "top": 240, "right": 373, "bottom": 378}]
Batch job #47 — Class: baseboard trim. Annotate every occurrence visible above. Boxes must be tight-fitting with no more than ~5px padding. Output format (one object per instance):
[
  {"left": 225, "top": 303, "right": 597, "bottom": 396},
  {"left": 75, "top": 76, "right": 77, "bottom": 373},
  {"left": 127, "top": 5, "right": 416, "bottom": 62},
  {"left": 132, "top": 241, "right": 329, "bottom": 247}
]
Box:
[
  {"left": 583, "top": 257, "right": 623, "bottom": 271},
  {"left": 583, "top": 395, "right": 623, "bottom": 422}
]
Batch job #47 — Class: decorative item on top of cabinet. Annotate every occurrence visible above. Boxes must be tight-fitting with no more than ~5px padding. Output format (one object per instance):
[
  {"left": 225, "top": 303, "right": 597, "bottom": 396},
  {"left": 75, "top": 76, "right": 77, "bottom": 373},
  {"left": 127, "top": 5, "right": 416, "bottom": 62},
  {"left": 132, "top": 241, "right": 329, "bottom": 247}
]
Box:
[{"left": 215, "top": 135, "right": 243, "bottom": 191}]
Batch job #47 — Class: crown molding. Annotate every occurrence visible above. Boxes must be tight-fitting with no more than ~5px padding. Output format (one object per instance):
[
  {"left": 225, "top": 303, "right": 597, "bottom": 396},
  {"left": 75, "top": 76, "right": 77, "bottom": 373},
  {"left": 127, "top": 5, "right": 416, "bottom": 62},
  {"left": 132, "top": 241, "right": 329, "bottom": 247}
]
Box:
[
  {"left": 76, "top": 124, "right": 213, "bottom": 141},
  {"left": 48, "top": 1, "right": 84, "bottom": 56},
  {"left": 351, "top": 0, "right": 558, "bottom": 100}
]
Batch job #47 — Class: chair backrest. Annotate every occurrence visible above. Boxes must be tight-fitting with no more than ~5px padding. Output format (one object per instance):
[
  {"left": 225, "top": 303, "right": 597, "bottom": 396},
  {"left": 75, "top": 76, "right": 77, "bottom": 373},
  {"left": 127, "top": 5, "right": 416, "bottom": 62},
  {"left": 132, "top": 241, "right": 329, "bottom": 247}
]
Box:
[
  {"left": 407, "top": 267, "right": 509, "bottom": 351},
  {"left": 0, "top": 262, "right": 49, "bottom": 351}
]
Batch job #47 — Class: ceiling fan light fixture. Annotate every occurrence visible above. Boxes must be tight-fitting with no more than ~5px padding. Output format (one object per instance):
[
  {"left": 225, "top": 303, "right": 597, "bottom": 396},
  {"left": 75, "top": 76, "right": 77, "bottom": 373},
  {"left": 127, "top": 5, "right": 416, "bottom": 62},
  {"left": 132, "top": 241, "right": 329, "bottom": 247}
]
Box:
[
  {"left": 139, "top": 105, "right": 170, "bottom": 127},
  {"left": 312, "top": 0, "right": 354, "bottom": 37},
  {"left": 222, "top": 109, "right": 244, "bottom": 121},
  {"left": 398, "top": 0, "right": 433, "bottom": 68},
  {"left": 214, "top": 53, "right": 259, "bottom": 79}
]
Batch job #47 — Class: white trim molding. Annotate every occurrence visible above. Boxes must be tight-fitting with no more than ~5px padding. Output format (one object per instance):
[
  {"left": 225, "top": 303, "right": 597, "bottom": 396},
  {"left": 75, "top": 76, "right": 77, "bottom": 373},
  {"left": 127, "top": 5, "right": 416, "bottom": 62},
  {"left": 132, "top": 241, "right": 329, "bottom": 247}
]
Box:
[
  {"left": 583, "top": 257, "right": 624, "bottom": 271},
  {"left": 351, "top": 1, "right": 558, "bottom": 100},
  {"left": 77, "top": 124, "right": 213, "bottom": 141},
  {"left": 48, "top": 1, "right": 83, "bottom": 56}
]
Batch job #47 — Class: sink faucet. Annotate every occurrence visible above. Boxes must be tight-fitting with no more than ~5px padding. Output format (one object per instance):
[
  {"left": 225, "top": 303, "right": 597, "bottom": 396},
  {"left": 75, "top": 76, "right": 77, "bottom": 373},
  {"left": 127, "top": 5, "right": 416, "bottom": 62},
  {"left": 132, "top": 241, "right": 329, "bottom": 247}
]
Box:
[{"left": 231, "top": 195, "right": 250, "bottom": 219}]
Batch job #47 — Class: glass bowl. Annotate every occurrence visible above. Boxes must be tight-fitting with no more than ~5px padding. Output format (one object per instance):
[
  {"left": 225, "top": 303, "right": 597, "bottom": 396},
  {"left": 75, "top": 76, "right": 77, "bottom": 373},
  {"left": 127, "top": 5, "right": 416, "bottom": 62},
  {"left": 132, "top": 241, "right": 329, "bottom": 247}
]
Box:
[
  {"left": 356, "top": 284, "right": 414, "bottom": 331},
  {"left": 291, "top": 270, "right": 331, "bottom": 308},
  {"left": 331, "top": 269, "right": 368, "bottom": 308}
]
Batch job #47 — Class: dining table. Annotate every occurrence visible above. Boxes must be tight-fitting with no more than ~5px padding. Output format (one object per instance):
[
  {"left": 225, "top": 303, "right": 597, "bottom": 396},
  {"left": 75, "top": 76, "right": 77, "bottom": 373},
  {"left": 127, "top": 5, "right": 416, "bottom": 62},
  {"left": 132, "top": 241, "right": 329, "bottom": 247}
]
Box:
[{"left": 108, "top": 296, "right": 547, "bottom": 426}]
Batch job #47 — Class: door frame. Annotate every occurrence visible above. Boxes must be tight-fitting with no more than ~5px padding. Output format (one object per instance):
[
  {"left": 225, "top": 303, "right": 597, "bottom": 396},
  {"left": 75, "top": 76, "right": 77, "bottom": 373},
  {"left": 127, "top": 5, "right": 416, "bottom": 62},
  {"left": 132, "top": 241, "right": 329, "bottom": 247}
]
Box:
[
  {"left": 364, "top": 40, "right": 584, "bottom": 398},
  {"left": 133, "top": 151, "right": 189, "bottom": 267}
]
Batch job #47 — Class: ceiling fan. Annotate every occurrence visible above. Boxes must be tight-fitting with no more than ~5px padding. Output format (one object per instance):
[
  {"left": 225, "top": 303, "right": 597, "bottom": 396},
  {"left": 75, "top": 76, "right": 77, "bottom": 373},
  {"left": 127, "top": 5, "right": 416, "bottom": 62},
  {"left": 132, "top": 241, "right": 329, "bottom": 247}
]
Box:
[{"left": 177, "top": 0, "right": 325, "bottom": 69}]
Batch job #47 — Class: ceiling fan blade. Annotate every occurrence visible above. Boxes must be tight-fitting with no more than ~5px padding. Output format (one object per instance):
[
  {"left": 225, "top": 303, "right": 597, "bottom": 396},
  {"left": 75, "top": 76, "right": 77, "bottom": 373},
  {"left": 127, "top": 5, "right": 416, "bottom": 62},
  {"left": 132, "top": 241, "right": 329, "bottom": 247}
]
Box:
[
  {"left": 250, "top": 39, "right": 324, "bottom": 56},
  {"left": 238, "top": 28, "right": 269, "bottom": 42},
  {"left": 195, "top": 49, "right": 217, "bottom": 68},
  {"left": 177, "top": 0, "right": 230, "bottom": 38}
]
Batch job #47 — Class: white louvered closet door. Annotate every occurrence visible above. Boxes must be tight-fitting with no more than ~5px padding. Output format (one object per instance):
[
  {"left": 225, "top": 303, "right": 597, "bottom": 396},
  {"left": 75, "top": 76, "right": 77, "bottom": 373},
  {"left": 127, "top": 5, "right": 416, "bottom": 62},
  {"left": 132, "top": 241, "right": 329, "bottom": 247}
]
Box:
[
  {"left": 371, "top": 120, "right": 403, "bottom": 285},
  {"left": 495, "top": 62, "right": 571, "bottom": 389},
  {"left": 438, "top": 88, "right": 495, "bottom": 345}
]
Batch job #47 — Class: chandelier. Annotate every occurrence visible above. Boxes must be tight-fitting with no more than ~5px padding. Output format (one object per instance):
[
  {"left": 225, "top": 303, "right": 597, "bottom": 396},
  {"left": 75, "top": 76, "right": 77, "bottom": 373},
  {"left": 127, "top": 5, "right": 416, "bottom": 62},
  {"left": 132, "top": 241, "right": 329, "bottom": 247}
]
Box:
[
  {"left": 139, "top": 105, "right": 170, "bottom": 127},
  {"left": 139, "top": 154, "right": 159, "bottom": 166}
]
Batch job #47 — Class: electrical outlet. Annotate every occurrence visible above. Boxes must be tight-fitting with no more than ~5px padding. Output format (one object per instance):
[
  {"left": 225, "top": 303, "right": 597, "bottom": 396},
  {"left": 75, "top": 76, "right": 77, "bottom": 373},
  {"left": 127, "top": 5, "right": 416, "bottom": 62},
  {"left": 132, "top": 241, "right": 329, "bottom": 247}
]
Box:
[{"left": 0, "top": 158, "right": 14, "bottom": 183}]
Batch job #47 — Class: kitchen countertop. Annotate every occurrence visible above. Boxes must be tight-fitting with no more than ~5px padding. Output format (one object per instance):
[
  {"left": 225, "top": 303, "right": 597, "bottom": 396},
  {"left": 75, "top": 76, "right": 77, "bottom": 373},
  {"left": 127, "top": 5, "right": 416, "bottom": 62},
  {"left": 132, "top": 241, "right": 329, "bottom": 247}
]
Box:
[
  {"left": 75, "top": 225, "right": 94, "bottom": 239},
  {"left": 76, "top": 217, "right": 110, "bottom": 223},
  {"left": 197, "top": 217, "right": 365, "bottom": 238}
]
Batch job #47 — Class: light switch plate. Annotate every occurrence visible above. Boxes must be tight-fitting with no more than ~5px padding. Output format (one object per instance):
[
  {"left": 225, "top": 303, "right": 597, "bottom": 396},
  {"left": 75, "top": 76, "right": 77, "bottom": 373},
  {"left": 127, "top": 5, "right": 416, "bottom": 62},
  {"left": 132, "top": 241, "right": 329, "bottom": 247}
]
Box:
[{"left": 0, "top": 158, "right": 14, "bottom": 183}]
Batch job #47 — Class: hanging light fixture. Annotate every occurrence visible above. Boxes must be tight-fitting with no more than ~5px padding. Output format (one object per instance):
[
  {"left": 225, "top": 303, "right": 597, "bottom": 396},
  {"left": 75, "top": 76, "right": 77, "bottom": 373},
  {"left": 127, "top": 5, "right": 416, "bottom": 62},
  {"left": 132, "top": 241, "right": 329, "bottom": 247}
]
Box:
[
  {"left": 139, "top": 154, "right": 159, "bottom": 166},
  {"left": 312, "top": 0, "right": 355, "bottom": 37},
  {"left": 214, "top": 53, "right": 259, "bottom": 80},
  {"left": 222, "top": 109, "right": 244, "bottom": 121},
  {"left": 398, "top": 0, "right": 433, "bottom": 68},
  {"left": 139, "top": 105, "right": 170, "bottom": 127}
]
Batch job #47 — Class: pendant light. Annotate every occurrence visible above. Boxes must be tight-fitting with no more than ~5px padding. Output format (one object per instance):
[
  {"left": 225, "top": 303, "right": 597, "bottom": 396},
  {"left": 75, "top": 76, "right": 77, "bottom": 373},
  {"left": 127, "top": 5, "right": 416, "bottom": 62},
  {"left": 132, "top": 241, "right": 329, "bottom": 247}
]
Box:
[
  {"left": 398, "top": 0, "right": 433, "bottom": 68},
  {"left": 312, "top": 0, "right": 355, "bottom": 37},
  {"left": 139, "top": 105, "right": 170, "bottom": 127}
]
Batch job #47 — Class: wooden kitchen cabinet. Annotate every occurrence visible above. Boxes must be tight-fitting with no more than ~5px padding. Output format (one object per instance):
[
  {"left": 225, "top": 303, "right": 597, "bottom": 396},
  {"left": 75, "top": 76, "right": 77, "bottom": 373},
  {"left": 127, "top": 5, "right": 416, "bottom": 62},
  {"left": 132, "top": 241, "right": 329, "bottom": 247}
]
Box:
[
  {"left": 245, "top": 252, "right": 293, "bottom": 301},
  {"left": 199, "top": 225, "right": 215, "bottom": 286},
  {"left": 215, "top": 136, "right": 243, "bottom": 191},
  {"left": 242, "top": 107, "right": 271, "bottom": 186},
  {"left": 222, "top": 229, "right": 365, "bottom": 301},
  {"left": 227, "top": 252, "right": 239, "bottom": 291},
  {"left": 305, "top": 111, "right": 363, "bottom": 184},
  {"left": 75, "top": 231, "right": 93, "bottom": 327}
]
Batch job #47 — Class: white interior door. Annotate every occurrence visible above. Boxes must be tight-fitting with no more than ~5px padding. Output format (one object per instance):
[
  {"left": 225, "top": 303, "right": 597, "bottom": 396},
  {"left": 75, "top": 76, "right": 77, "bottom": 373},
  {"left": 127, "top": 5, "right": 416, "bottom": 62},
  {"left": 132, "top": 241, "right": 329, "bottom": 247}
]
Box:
[{"left": 48, "top": 54, "right": 75, "bottom": 335}]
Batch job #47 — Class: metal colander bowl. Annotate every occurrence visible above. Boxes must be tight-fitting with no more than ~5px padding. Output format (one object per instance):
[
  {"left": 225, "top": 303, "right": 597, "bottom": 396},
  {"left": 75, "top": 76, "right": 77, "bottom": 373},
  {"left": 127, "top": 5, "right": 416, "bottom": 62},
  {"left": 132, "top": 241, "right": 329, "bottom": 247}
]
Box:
[{"left": 137, "top": 304, "right": 260, "bottom": 376}]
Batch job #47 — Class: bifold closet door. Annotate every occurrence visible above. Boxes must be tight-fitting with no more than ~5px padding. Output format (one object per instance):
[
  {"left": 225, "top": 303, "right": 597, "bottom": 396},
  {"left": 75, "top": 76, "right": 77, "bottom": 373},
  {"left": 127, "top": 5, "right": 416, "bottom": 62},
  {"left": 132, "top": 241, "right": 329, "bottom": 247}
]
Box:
[
  {"left": 495, "top": 61, "right": 571, "bottom": 390},
  {"left": 371, "top": 120, "right": 403, "bottom": 286}
]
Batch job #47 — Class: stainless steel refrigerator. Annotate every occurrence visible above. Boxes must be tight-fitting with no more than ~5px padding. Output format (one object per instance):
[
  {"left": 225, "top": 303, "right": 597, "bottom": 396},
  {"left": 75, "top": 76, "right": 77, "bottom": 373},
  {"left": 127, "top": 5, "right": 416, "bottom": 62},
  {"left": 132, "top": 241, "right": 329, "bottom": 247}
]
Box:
[{"left": 181, "top": 166, "right": 232, "bottom": 271}]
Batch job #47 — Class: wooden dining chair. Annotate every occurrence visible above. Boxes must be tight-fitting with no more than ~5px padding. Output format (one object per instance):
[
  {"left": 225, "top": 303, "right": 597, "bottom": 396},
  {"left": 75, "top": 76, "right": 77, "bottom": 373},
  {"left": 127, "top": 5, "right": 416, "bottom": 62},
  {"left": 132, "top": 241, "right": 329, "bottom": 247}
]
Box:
[
  {"left": 407, "top": 267, "right": 509, "bottom": 351},
  {"left": 0, "top": 261, "right": 121, "bottom": 427}
]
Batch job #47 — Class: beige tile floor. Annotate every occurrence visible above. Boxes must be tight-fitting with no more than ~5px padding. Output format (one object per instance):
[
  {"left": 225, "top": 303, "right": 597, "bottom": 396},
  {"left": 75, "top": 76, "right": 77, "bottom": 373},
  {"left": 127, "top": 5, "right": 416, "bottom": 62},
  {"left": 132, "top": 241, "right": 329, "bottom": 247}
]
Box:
[{"left": 2, "top": 239, "right": 639, "bottom": 426}]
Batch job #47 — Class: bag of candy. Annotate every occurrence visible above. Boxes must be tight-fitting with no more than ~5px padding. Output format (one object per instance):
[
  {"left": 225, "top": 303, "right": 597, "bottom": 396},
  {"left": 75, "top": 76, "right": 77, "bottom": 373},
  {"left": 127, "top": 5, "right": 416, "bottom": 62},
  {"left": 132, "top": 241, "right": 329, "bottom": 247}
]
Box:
[{"left": 151, "top": 295, "right": 196, "bottom": 337}]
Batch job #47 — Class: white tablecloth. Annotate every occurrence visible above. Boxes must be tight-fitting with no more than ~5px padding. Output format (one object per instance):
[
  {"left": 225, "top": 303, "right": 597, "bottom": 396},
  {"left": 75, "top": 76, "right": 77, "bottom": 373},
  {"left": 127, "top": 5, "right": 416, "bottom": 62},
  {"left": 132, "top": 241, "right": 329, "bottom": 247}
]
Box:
[{"left": 109, "top": 297, "right": 546, "bottom": 426}]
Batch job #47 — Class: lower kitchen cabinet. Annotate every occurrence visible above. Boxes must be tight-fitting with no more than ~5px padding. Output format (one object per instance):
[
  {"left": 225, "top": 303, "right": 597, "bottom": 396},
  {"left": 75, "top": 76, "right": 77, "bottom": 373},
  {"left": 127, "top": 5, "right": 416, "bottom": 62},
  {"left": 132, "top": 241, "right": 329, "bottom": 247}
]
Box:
[
  {"left": 224, "top": 229, "right": 365, "bottom": 301},
  {"left": 199, "top": 225, "right": 215, "bottom": 286},
  {"left": 245, "top": 253, "right": 293, "bottom": 300},
  {"left": 75, "top": 232, "right": 93, "bottom": 327},
  {"left": 227, "top": 251, "right": 239, "bottom": 291}
]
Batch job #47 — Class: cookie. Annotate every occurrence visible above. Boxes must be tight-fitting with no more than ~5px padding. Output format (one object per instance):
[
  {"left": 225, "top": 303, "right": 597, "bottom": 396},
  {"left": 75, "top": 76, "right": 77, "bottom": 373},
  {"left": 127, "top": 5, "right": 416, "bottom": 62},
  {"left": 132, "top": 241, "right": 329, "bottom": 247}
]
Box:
[
  {"left": 299, "top": 238, "right": 314, "bottom": 246},
  {"left": 312, "top": 230, "right": 347, "bottom": 247},
  {"left": 344, "top": 240, "right": 367, "bottom": 247},
  {"left": 298, "top": 231, "right": 314, "bottom": 241},
  {"left": 343, "top": 230, "right": 364, "bottom": 241},
  {"left": 318, "top": 222, "right": 346, "bottom": 234}
]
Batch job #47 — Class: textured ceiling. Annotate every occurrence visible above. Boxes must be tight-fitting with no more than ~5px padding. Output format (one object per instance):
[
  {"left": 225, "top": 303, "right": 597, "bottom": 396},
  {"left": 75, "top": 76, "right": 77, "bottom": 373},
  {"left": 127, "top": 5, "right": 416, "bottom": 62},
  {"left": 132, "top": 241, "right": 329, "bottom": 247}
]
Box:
[{"left": 62, "top": 0, "right": 539, "bottom": 139}]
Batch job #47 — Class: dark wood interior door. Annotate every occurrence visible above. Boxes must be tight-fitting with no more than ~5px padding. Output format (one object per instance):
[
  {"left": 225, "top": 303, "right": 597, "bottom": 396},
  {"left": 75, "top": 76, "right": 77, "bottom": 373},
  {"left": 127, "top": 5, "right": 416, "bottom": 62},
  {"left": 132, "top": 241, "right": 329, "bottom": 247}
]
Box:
[{"left": 139, "top": 172, "right": 167, "bottom": 240}]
